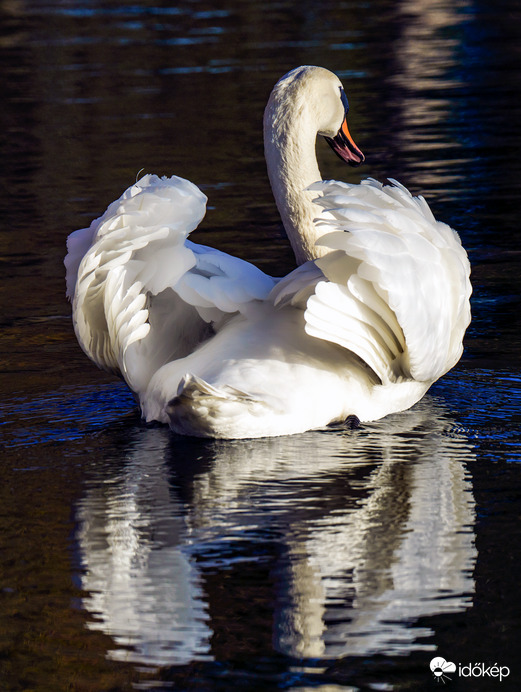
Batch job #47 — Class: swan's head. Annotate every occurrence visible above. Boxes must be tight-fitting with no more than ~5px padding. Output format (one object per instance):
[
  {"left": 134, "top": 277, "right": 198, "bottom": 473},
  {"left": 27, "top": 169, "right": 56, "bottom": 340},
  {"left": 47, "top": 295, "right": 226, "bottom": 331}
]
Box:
[{"left": 266, "top": 66, "right": 365, "bottom": 167}]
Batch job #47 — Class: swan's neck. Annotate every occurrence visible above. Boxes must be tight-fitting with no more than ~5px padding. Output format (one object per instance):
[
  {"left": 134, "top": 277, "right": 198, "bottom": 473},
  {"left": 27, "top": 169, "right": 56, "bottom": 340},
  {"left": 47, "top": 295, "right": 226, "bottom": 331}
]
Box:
[{"left": 264, "top": 95, "right": 326, "bottom": 265}]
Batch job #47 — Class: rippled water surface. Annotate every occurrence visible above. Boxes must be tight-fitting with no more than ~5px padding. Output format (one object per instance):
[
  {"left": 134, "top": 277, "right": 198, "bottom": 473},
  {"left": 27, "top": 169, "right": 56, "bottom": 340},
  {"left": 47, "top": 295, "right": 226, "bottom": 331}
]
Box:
[{"left": 1, "top": 1, "right": 521, "bottom": 690}]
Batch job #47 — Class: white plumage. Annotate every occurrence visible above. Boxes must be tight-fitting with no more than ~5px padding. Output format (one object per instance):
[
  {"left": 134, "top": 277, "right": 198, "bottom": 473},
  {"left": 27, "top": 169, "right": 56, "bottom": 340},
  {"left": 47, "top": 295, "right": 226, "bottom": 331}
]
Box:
[{"left": 65, "top": 66, "right": 471, "bottom": 438}]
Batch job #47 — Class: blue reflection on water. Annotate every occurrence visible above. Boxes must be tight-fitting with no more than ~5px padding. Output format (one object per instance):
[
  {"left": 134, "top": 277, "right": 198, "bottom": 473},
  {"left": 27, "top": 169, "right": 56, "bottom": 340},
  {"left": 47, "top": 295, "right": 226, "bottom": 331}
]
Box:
[
  {"left": 55, "top": 6, "right": 186, "bottom": 18},
  {"left": 431, "top": 370, "right": 521, "bottom": 461},
  {"left": 0, "top": 383, "right": 136, "bottom": 448},
  {"left": 2, "top": 367, "right": 520, "bottom": 458}
]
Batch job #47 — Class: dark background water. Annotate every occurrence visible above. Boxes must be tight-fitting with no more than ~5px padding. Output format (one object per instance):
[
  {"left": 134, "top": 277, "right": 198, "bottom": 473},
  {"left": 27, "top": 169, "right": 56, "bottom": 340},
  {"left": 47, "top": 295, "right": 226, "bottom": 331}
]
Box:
[{"left": 1, "top": 0, "right": 521, "bottom": 690}]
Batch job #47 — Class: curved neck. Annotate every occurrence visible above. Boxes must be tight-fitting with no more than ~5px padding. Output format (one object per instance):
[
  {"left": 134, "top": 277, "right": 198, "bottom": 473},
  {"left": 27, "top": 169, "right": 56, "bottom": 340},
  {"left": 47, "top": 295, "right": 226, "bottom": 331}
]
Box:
[{"left": 264, "top": 93, "right": 326, "bottom": 265}]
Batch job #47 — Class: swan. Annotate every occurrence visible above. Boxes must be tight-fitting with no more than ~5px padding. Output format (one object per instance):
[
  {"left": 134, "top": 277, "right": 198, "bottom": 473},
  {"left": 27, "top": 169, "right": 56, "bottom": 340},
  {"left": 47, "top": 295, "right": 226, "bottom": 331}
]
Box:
[{"left": 65, "top": 66, "right": 471, "bottom": 439}]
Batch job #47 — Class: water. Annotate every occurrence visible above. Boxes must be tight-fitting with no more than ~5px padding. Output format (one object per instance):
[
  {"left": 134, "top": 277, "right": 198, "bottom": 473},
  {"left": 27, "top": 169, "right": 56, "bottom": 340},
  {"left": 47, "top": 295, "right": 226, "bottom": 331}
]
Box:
[{"left": 1, "top": 0, "right": 521, "bottom": 689}]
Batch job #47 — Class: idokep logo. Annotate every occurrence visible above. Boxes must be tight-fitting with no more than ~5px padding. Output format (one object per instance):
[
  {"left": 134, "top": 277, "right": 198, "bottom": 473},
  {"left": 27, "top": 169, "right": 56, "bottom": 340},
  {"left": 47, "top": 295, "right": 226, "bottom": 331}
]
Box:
[
  {"left": 429, "top": 657, "right": 511, "bottom": 684},
  {"left": 430, "top": 657, "right": 456, "bottom": 683}
]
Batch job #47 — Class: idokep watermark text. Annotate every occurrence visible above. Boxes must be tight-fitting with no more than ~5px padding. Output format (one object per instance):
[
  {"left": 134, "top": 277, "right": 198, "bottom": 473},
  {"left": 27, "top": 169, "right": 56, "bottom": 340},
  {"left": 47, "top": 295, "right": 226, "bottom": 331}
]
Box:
[{"left": 430, "top": 657, "right": 511, "bottom": 683}]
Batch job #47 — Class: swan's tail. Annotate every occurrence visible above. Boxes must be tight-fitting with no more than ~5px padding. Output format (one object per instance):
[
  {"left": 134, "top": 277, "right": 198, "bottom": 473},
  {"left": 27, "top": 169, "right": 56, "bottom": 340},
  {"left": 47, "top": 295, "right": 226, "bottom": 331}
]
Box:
[{"left": 166, "top": 373, "right": 274, "bottom": 439}]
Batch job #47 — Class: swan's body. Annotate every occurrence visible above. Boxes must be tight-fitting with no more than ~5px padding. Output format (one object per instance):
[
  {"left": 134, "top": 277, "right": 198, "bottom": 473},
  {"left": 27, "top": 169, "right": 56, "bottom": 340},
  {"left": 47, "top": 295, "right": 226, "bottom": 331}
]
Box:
[{"left": 65, "top": 66, "right": 471, "bottom": 439}]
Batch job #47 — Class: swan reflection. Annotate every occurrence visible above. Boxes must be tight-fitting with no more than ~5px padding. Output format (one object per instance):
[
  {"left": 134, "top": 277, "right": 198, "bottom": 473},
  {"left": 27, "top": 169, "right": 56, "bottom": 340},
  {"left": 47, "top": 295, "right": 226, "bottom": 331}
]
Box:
[
  {"left": 75, "top": 431, "right": 212, "bottom": 664},
  {"left": 75, "top": 398, "right": 476, "bottom": 666}
]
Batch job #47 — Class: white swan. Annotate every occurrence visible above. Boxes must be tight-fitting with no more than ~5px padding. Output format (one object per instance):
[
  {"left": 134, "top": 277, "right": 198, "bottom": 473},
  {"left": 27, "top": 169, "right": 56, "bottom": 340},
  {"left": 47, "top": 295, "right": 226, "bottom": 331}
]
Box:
[{"left": 65, "top": 66, "right": 471, "bottom": 439}]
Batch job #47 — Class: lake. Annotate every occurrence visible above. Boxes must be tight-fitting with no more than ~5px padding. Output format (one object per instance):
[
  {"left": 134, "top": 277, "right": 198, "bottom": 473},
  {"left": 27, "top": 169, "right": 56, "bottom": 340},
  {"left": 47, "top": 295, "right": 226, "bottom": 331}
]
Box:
[{"left": 1, "top": 0, "right": 521, "bottom": 690}]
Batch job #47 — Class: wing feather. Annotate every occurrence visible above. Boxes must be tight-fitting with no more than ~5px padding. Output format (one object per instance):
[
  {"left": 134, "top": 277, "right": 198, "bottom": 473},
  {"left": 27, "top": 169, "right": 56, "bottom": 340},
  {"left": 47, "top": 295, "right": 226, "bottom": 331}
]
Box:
[
  {"left": 66, "top": 174, "right": 275, "bottom": 393},
  {"left": 303, "top": 178, "right": 471, "bottom": 383},
  {"left": 305, "top": 282, "right": 398, "bottom": 384}
]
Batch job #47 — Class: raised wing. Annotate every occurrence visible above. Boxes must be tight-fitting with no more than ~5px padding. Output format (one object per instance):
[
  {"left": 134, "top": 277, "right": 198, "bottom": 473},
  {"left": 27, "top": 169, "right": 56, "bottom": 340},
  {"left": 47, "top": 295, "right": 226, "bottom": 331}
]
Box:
[
  {"left": 297, "top": 179, "right": 471, "bottom": 384},
  {"left": 65, "top": 174, "right": 275, "bottom": 394}
]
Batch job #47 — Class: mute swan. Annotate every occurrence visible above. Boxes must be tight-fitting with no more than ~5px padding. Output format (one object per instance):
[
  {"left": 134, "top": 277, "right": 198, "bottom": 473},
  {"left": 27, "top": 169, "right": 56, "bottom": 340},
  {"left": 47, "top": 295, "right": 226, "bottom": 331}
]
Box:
[{"left": 65, "top": 66, "right": 471, "bottom": 439}]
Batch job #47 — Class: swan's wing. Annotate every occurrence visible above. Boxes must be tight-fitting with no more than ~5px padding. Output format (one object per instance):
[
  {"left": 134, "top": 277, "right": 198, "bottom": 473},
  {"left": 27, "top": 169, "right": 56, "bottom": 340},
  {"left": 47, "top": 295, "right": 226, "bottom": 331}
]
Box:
[
  {"left": 270, "top": 261, "right": 324, "bottom": 309},
  {"left": 65, "top": 174, "right": 275, "bottom": 393},
  {"left": 300, "top": 179, "right": 471, "bottom": 384}
]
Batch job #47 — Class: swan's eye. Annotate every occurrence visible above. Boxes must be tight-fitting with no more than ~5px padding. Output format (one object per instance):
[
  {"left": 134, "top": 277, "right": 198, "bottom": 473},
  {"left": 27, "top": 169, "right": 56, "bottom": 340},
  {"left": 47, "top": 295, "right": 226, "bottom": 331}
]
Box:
[{"left": 340, "top": 87, "right": 349, "bottom": 114}]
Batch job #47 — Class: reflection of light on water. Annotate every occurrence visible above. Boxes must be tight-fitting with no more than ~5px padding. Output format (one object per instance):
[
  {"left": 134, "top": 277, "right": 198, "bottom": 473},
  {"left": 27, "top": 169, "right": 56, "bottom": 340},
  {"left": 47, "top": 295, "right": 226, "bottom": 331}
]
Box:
[
  {"left": 388, "top": 0, "right": 474, "bottom": 191},
  {"left": 392, "top": 0, "right": 471, "bottom": 93},
  {"left": 75, "top": 397, "right": 476, "bottom": 666}
]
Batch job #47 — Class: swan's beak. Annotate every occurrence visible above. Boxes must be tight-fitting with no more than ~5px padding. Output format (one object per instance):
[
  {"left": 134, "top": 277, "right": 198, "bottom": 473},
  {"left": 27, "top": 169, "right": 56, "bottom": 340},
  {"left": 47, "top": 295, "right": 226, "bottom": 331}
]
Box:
[{"left": 325, "top": 117, "right": 365, "bottom": 167}]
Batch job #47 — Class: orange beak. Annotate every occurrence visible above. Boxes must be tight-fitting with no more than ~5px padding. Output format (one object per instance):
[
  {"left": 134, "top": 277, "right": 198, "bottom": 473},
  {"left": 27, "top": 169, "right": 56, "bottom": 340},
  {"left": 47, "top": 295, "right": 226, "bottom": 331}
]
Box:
[
  {"left": 325, "top": 115, "right": 365, "bottom": 167},
  {"left": 325, "top": 87, "right": 364, "bottom": 167}
]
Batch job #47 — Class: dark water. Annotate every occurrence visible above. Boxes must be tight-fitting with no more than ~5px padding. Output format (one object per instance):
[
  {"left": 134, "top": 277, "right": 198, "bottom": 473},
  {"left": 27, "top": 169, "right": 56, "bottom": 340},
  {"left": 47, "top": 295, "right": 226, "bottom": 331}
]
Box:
[{"left": 1, "top": 0, "right": 521, "bottom": 690}]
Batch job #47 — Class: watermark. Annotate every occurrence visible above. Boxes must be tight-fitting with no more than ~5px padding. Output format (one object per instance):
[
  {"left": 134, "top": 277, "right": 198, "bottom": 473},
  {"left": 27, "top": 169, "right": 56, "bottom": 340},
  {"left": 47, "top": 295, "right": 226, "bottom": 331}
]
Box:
[
  {"left": 430, "top": 657, "right": 456, "bottom": 683},
  {"left": 429, "top": 657, "right": 510, "bottom": 684}
]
